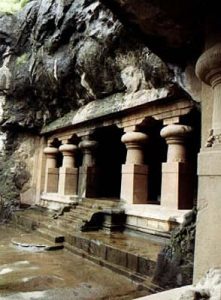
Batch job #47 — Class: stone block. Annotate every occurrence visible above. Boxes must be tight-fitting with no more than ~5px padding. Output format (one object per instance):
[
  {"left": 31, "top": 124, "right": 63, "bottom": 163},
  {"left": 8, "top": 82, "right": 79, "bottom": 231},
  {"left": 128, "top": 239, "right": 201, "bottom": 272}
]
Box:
[
  {"left": 120, "top": 164, "right": 148, "bottom": 204},
  {"left": 161, "top": 162, "right": 194, "bottom": 209},
  {"left": 58, "top": 167, "right": 78, "bottom": 195},
  {"left": 45, "top": 168, "right": 59, "bottom": 193},
  {"left": 127, "top": 253, "right": 138, "bottom": 272},
  {"left": 138, "top": 256, "right": 151, "bottom": 276},
  {"left": 89, "top": 241, "right": 107, "bottom": 260},
  {"left": 65, "top": 234, "right": 76, "bottom": 246},
  {"left": 106, "top": 246, "right": 127, "bottom": 268},
  {"left": 138, "top": 256, "right": 155, "bottom": 276},
  {"left": 78, "top": 166, "right": 100, "bottom": 198}
]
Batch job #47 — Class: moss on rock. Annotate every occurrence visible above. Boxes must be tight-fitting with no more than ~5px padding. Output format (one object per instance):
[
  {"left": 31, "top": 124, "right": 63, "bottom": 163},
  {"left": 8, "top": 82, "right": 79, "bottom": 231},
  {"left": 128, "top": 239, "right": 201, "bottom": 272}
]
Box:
[
  {"left": 153, "top": 208, "right": 197, "bottom": 289},
  {"left": 0, "top": 0, "right": 29, "bottom": 14}
]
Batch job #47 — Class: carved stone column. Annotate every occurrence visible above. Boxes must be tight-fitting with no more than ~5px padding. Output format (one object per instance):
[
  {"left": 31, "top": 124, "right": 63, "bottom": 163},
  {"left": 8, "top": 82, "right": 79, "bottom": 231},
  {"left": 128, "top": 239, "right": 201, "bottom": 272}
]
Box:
[
  {"left": 58, "top": 144, "right": 78, "bottom": 196},
  {"left": 80, "top": 139, "right": 97, "bottom": 167},
  {"left": 120, "top": 131, "right": 149, "bottom": 204},
  {"left": 194, "top": 43, "right": 221, "bottom": 281},
  {"left": 78, "top": 137, "right": 98, "bottom": 198},
  {"left": 43, "top": 146, "right": 59, "bottom": 193},
  {"left": 160, "top": 124, "right": 193, "bottom": 209}
]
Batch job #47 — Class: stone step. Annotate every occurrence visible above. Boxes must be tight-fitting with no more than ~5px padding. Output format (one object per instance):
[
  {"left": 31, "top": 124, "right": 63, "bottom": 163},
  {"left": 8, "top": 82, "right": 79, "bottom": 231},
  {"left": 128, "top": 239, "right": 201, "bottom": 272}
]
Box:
[
  {"left": 12, "top": 214, "right": 39, "bottom": 231},
  {"left": 58, "top": 206, "right": 104, "bottom": 231},
  {"left": 80, "top": 198, "right": 120, "bottom": 209},
  {"left": 59, "top": 214, "right": 82, "bottom": 222},
  {"left": 12, "top": 207, "right": 165, "bottom": 288},
  {"left": 64, "top": 239, "right": 163, "bottom": 294},
  {"left": 36, "top": 227, "right": 65, "bottom": 243},
  {"left": 11, "top": 233, "right": 63, "bottom": 251},
  {"left": 51, "top": 221, "right": 82, "bottom": 232},
  {"left": 61, "top": 212, "right": 91, "bottom": 222},
  {"left": 68, "top": 208, "right": 96, "bottom": 218},
  {"left": 12, "top": 207, "right": 54, "bottom": 231},
  {"left": 71, "top": 205, "right": 95, "bottom": 212},
  {"left": 52, "top": 217, "right": 84, "bottom": 229},
  {"left": 63, "top": 231, "right": 161, "bottom": 278}
]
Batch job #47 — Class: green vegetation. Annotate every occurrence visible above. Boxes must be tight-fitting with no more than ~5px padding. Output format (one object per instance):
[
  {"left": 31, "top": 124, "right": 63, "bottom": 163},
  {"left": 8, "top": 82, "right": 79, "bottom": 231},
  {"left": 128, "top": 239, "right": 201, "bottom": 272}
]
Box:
[
  {"left": 0, "top": 0, "right": 29, "bottom": 13},
  {"left": 16, "top": 53, "right": 28, "bottom": 66}
]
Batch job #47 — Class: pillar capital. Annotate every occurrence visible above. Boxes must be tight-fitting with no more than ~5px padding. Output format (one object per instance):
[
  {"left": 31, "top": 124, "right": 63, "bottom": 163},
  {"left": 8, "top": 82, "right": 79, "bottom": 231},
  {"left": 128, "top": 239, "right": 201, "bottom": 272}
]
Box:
[
  {"left": 43, "top": 146, "right": 59, "bottom": 155},
  {"left": 79, "top": 138, "right": 98, "bottom": 167},
  {"left": 196, "top": 43, "right": 221, "bottom": 88},
  {"left": 79, "top": 139, "right": 98, "bottom": 151},
  {"left": 196, "top": 43, "right": 221, "bottom": 143},
  {"left": 43, "top": 146, "right": 58, "bottom": 169},
  {"left": 161, "top": 124, "right": 192, "bottom": 163},
  {"left": 59, "top": 144, "right": 78, "bottom": 168},
  {"left": 160, "top": 124, "right": 192, "bottom": 144},
  {"left": 121, "top": 131, "right": 148, "bottom": 145},
  {"left": 59, "top": 144, "right": 77, "bottom": 154},
  {"left": 121, "top": 131, "right": 148, "bottom": 165}
]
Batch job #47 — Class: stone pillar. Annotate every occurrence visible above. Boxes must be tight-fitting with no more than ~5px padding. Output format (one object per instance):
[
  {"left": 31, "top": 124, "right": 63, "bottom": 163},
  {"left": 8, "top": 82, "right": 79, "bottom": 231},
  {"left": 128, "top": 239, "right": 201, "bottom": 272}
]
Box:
[
  {"left": 80, "top": 139, "right": 97, "bottom": 167},
  {"left": 194, "top": 43, "right": 221, "bottom": 281},
  {"left": 120, "top": 131, "right": 148, "bottom": 204},
  {"left": 43, "top": 146, "right": 59, "bottom": 193},
  {"left": 160, "top": 124, "right": 193, "bottom": 209},
  {"left": 78, "top": 137, "right": 98, "bottom": 198},
  {"left": 58, "top": 144, "right": 78, "bottom": 195}
]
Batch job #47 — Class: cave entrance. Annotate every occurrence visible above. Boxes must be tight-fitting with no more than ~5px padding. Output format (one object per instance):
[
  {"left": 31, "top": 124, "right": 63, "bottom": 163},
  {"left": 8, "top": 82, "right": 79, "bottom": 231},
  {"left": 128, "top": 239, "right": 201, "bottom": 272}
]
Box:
[{"left": 94, "top": 125, "right": 126, "bottom": 199}]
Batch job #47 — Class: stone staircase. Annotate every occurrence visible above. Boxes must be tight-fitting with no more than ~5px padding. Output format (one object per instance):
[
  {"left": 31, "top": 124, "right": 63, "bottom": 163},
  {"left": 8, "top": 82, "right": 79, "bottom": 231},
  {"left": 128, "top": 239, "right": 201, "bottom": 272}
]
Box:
[
  {"left": 47, "top": 197, "right": 124, "bottom": 233},
  {"left": 12, "top": 200, "right": 166, "bottom": 293}
]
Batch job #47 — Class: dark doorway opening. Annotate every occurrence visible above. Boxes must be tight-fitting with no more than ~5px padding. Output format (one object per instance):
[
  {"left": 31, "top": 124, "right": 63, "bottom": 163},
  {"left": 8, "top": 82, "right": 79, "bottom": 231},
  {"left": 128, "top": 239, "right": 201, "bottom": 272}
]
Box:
[
  {"left": 138, "top": 118, "right": 167, "bottom": 204},
  {"left": 50, "top": 138, "right": 63, "bottom": 168},
  {"left": 94, "top": 125, "right": 126, "bottom": 198}
]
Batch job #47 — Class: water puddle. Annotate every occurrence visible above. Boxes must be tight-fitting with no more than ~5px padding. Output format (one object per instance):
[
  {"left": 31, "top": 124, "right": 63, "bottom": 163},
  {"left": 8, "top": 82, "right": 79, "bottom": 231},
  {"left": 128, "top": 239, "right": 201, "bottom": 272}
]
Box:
[
  {"left": 12, "top": 244, "right": 47, "bottom": 252},
  {"left": 0, "top": 268, "right": 13, "bottom": 275},
  {"left": 0, "top": 225, "right": 149, "bottom": 299}
]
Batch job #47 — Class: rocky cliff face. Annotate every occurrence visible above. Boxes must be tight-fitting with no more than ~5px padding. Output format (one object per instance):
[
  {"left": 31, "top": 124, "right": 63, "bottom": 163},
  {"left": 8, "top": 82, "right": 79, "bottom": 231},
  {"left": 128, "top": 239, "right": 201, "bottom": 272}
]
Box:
[{"left": 0, "top": 0, "right": 200, "bottom": 132}]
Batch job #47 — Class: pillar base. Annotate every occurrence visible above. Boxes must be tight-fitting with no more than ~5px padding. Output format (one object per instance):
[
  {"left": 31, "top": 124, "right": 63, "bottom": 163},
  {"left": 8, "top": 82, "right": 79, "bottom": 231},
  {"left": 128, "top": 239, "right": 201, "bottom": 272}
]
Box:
[
  {"left": 78, "top": 166, "right": 100, "bottom": 198},
  {"left": 58, "top": 167, "right": 78, "bottom": 195},
  {"left": 194, "top": 150, "right": 221, "bottom": 282},
  {"left": 45, "top": 168, "right": 59, "bottom": 193},
  {"left": 40, "top": 193, "right": 78, "bottom": 211},
  {"left": 120, "top": 164, "right": 148, "bottom": 205},
  {"left": 161, "top": 162, "right": 194, "bottom": 210}
]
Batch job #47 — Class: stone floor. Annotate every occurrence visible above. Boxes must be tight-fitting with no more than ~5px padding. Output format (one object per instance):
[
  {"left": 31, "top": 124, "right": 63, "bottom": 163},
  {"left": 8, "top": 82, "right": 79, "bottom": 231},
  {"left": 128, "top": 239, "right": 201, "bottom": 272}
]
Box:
[
  {"left": 0, "top": 224, "right": 150, "bottom": 300},
  {"left": 14, "top": 207, "right": 165, "bottom": 289}
]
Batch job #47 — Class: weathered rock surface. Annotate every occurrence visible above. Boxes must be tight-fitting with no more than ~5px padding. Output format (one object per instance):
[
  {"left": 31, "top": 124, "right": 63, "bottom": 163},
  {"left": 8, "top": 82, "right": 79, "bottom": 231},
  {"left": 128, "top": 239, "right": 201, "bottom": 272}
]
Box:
[
  {"left": 0, "top": 0, "right": 193, "bottom": 131},
  {"left": 179, "top": 268, "right": 221, "bottom": 300},
  {"left": 101, "top": 0, "right": 204, "bottom": 61},
  {"left": 153, "top": 208, "right": 196, "bottom": 289}
]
